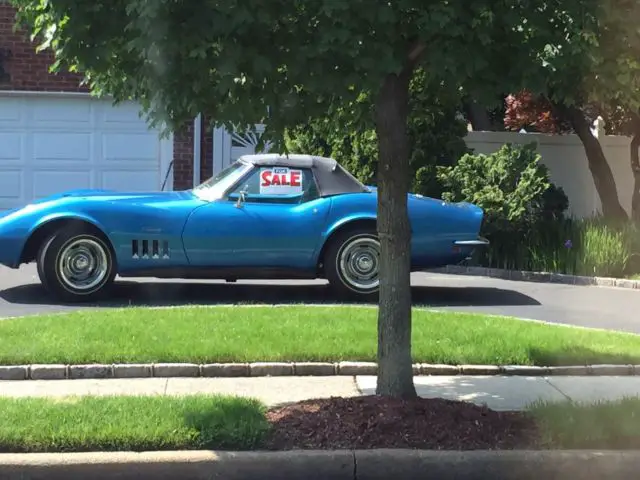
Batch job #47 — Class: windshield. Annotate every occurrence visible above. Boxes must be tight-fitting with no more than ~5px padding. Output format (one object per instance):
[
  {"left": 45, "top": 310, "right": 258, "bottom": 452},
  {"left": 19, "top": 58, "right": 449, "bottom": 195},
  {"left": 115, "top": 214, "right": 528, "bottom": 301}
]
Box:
[{"left": 192, "top": 160, "right": 253, "bottom": 201}]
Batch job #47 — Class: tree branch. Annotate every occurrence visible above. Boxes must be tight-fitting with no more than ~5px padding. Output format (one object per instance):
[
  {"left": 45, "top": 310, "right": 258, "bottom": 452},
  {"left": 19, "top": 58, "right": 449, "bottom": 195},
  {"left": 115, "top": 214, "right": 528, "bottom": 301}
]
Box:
[{"left": 407, "top": 41, "right": 426, "bottom": 65}]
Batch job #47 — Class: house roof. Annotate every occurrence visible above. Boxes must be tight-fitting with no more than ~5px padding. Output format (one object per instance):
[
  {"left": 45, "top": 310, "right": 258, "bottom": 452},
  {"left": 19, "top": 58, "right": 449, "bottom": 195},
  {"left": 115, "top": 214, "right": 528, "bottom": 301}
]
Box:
[{"left": 238, "top": 153, "right": 369, "bottom": 196}]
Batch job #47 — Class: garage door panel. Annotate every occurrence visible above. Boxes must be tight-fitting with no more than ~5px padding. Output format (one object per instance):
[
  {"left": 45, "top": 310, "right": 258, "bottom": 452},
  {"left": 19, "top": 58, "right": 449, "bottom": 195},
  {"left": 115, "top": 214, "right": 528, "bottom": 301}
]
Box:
[
  {"left": 0, "top": 170, "right": 23, "bottom": 199},
  {"left": 32, "top": 97, "right": 92, "bottom": 124},
  {"left": 102, "top": 102, "right": 149, "bottom": 127},
  {"left": 0, "top": 99, "right": 21, "bottom": 122},
  {"left": 0, "top": 133, "right": 22, "bottom": 160},
  {"left": 102, "top": 132, "right": 157, "bottom": 161},
  {"left": 33, "top": 171, "right": 92, "bottom": 199},
  {"left": 101, "top": 170, "right": 159, "bottom": 191},
  {"left": 33, "top": 132, "right": 92, "bottom": 161}
]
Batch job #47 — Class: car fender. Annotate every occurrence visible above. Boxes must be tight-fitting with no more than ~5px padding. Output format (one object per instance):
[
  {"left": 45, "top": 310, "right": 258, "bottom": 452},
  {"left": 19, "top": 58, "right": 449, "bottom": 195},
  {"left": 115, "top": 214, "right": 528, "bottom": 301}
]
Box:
[
  {"left": 0, "top": 210, "right": 111, "bottom": 269},
  {"left": 315, "top": 213, "right": 377, "bottom": 264},
  {"left": 325, "top": 214, "right": 377, "bottom": 238},
  {"left": 21, "top": 212, "right": 112, "bottom": 262},
  {"left": 29, "top": 211, "right": 109, "bottom": 239}
]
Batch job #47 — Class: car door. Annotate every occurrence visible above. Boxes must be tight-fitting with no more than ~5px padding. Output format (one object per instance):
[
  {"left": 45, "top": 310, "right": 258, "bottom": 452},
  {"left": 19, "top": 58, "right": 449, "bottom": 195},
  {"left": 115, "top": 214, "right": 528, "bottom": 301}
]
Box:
[{"left": 182, "top": 166, "right": 332, "bottom": 269}]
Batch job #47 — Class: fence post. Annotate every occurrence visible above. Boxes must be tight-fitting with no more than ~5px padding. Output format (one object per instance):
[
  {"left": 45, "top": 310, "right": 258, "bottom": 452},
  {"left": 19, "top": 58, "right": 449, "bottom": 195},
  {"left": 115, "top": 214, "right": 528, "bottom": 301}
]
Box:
[{"left": 592, "top": 115, "right": 605, "bottom": 138}]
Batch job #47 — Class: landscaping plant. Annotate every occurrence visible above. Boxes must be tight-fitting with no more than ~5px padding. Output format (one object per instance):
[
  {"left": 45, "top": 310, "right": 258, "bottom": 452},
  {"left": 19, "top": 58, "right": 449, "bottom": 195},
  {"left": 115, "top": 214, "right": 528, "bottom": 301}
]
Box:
[
  {"left": 576, "top": 218, "right": 631, "bottom": 277},
  {"left": 437, "top": 142, "right": 569, "bottom": 266},
  {"left": 436, "top": 141, "right": 640, "bottom": 278},
  {"left": 472, "top": 214, "right": 640, "bottom": 278}
]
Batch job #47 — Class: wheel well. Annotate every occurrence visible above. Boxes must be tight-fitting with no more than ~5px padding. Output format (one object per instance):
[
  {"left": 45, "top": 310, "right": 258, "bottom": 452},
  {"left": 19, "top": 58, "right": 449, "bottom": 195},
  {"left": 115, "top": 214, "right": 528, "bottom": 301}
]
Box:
[
  {"left": 316, "top": 218, "right": 377, "bottom": 274},
  {"left": 20, "top": 218, "right": 113, "bottom": 264}
]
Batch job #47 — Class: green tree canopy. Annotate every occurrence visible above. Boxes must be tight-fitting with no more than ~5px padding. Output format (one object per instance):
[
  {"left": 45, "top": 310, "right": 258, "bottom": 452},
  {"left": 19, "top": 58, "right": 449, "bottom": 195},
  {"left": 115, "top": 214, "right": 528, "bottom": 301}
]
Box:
[
  {"left": 503, "top": 1, "right": 640, "bottom": 221},
  {"left": 11, "top": 0, "right": 622, "bottom": 397},
  {"left": 285, "top": 68, "right": 470, "bottom": 198}
]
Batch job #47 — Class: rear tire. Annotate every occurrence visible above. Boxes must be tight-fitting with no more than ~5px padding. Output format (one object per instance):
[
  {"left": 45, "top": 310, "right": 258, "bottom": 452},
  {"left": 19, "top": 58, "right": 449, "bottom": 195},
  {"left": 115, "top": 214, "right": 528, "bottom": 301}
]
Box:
[
  {"left": 324, "top": 226, "right": 380, "bottom": 299},
  {"left": 36, "top": 227, "right": 116, "bottom": 303}
]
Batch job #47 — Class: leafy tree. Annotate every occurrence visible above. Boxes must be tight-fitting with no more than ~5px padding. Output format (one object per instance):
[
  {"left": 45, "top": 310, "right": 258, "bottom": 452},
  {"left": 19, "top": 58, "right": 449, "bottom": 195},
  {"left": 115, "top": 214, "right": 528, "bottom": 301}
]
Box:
[
  {"left": 503, "top": 1, "right": 640, "bottom": 221},
  {"left": 285, "top": 68, "right": 469, "bottom": 199},
  {"left": 11, "top": 0, "right": 615, "bottom": 397}
]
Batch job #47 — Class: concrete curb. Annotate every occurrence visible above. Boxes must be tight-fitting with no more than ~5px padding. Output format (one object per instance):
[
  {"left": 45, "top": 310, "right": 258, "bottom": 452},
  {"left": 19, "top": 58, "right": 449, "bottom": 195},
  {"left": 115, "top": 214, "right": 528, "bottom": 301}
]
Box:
[
  {"left": 1, "top": 449, "right": 640, "bottom": 480},
  {"left": 431, "top": 264, "right": 640, "bottom": 289},
  {"left": 0, "top": 361, "right": 637, "bottom": 380}
]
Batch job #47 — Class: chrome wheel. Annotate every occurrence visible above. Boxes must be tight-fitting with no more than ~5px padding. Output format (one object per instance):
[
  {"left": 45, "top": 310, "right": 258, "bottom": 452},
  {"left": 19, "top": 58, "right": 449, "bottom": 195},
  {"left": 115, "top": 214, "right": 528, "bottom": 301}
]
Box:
[
  {"left": 338, "top": 236, "right": 380, "bottom": 291},
  {"left": 56, "top": 238, "right": 110, "bottom": 292}
]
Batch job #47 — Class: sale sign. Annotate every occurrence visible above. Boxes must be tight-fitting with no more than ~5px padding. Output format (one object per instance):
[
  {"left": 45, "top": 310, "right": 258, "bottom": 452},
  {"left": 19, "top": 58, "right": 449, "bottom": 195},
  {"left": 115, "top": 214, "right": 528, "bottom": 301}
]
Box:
[{"left": 259, "top": 167, "right": 303, "bottom": 195}]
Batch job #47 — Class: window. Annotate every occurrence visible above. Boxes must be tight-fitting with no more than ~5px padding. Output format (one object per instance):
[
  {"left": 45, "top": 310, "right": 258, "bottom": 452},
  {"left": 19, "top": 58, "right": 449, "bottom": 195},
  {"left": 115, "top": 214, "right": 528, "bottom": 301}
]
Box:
[
  {"left": 192, "top": 160, "right": 253, "bottom": 201},
  {"left": 228, "top": 166, "right": 319, "bottom": 204}
]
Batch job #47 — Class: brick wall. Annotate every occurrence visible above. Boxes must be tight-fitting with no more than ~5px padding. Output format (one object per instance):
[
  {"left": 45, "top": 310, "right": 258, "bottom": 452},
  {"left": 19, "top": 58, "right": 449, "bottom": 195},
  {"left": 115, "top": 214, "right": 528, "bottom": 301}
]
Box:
[
  {"left": 0, "top": 3, "right": 210, "bottom": 190},
  {"left": 172, "top": 115, "right": 214, "bottom": 190}
]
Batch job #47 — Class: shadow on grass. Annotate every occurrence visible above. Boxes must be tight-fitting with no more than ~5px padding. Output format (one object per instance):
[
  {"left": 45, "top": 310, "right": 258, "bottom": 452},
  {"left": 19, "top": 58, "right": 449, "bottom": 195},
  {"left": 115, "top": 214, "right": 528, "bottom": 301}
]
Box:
[
  {"left": 528, "top": 346, "right": 640, "bottom": 366},
  {"left": 0, "top": 279, "right": 540, "bottom": 309},
  {"left": 531, "top": 397, "right": 640, "bottom": 449},
  {"left": 182, "top": 400, "right": 270, "bottom": 451}
]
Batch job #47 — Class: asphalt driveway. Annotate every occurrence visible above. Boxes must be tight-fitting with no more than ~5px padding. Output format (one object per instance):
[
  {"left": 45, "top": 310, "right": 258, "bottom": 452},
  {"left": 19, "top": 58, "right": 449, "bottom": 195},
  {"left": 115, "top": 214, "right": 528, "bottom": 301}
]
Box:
[{"left": 1, "top": 265, "right": 639, "bottom": 333}]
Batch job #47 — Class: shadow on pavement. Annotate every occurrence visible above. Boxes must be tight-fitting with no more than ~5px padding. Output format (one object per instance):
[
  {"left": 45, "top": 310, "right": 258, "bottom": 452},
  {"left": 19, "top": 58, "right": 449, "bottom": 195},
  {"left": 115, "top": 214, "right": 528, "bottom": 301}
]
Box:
[{"left": 0, "top": 280, "right": 540, "bottom": 308}]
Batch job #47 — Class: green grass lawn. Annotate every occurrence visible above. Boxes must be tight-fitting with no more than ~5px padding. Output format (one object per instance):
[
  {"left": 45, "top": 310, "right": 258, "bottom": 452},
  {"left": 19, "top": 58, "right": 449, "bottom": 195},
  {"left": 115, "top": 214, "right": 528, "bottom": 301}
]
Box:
[
  {"left": 0, "top": 395, "right": 268, "bottom": 452},
  {"left": 0, "top": 394, "right": 639, "bottom": 452},
  {"left": 530, "top": 397, "right": 640, "bottom": 449},
  {"left": 1, "top": 306, "right": 639, "bottom": 366}
]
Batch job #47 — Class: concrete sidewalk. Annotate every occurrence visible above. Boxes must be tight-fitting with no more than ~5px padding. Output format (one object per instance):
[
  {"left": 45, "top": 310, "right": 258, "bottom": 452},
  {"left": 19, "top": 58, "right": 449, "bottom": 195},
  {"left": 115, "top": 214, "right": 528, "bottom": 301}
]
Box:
[{"left": 1, "top": 375, "right": 639, "bottom": 409}]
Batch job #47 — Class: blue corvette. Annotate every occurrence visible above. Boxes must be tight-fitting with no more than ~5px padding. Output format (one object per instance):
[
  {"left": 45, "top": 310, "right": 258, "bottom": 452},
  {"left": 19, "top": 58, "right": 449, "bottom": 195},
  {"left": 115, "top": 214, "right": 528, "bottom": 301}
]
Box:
[{"left": 0, "top": 154, "right": 488, "bottom": 302}]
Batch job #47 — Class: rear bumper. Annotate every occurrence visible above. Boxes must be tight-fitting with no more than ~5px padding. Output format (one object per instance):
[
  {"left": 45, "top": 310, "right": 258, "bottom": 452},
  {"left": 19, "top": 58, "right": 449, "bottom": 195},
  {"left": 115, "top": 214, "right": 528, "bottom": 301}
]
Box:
[{"left": 453, "top": 236, "right": 489, "bottom": 246}]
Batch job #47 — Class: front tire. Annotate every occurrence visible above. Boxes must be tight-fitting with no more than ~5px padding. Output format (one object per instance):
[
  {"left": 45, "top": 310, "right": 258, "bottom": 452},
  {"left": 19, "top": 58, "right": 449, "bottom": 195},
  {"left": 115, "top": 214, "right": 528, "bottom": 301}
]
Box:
[
  {"left": 37, "top": 228, "right": 116, "bottom": 302},
  {"left": 324, "top": 226, "right": 380, "bottom": 299}
]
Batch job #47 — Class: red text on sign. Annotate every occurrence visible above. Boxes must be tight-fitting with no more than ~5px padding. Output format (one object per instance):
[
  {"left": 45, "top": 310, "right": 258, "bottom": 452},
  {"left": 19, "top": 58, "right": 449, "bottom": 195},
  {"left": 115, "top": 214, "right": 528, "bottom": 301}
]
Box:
[{"left": 260, "top": 170, "right": 301, "bottom": 187}]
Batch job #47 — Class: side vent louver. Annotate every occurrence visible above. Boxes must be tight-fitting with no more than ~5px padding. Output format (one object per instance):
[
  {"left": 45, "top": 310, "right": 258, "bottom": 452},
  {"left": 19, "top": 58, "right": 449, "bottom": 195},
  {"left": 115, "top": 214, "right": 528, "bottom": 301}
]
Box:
[{"left": 132, "top": 239, "right": 170, "bottom": 260}]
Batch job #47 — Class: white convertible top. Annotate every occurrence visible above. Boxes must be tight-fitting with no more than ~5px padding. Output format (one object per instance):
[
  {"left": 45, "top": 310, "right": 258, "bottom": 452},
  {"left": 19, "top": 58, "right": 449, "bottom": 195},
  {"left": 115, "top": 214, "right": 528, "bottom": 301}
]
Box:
[{"left": 238, "top": 154, "right": 369, "bottom": 196}]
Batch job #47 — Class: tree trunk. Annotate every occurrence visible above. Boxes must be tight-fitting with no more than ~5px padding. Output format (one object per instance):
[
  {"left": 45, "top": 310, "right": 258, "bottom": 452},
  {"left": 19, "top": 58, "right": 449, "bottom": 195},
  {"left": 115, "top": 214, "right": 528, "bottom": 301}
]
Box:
[
  {"left": 554, "top": 103, "right": 628, "bottom": 220},
  {"left": 629, "top": 113, "right": 640, "bottom": 222},
  {"left": 463, "top": 99, "right": 494, "bottom": 131},
  {"left": 373, "top": 67, "right": 417, "bottom": 399}
]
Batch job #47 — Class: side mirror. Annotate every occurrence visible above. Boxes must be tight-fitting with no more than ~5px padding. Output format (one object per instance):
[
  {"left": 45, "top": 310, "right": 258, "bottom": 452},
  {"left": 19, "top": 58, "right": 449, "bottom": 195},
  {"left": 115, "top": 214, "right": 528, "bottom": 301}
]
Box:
[{"left": 235, "top": 189, "right": 248, "bottom": 208}]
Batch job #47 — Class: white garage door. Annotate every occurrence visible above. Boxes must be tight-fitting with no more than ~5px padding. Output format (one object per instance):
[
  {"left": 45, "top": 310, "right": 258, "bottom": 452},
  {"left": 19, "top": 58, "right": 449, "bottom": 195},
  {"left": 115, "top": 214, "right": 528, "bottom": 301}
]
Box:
[{"left": 0, "top": 94, "right": 173, "bottom": 210}]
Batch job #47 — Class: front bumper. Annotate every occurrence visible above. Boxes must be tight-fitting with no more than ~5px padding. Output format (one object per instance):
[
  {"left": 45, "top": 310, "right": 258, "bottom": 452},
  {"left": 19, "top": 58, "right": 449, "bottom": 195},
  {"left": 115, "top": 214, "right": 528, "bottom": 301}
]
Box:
[
  {"left": 0, "top": 237, "right": 22, "bottom": 268},
  {"left": 453, "top": 236, "right": 490, "bottom": 246}
]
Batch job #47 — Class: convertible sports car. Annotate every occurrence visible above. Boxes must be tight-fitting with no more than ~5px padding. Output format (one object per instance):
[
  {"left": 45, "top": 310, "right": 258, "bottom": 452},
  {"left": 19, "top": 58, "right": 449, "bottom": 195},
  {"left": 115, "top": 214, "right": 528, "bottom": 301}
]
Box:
[{"left": 0, "top": 153, "right": 488, "bottom": 302}]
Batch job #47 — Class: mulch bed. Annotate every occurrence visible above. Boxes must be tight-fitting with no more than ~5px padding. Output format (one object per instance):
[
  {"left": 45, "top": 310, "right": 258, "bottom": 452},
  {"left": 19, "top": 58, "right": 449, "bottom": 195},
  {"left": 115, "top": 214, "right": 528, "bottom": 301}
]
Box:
[{"left": 264, "top": 395, "right": 540, "bottom": 450}]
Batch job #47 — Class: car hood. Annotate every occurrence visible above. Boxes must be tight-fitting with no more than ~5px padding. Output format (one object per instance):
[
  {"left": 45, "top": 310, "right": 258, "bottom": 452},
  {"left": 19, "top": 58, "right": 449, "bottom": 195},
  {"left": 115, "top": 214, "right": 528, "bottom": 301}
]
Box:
[{"left": 29, "top": 188, "right": 195, "bottom": 206}]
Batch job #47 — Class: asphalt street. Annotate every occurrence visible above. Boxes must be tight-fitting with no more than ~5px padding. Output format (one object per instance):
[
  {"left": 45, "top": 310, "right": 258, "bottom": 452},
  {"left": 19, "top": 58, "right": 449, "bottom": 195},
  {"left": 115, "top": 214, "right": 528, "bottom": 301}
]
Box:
[{"left": 1, "top": 264, "right": 639, "bottom": 333}]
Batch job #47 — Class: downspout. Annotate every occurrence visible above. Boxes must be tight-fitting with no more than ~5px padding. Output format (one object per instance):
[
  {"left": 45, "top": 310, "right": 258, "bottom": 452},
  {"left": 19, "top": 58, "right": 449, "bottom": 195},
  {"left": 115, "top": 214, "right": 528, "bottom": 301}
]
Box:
[{"left": 193, "top": 113, "right": 202, "bottom": 187}]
